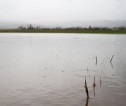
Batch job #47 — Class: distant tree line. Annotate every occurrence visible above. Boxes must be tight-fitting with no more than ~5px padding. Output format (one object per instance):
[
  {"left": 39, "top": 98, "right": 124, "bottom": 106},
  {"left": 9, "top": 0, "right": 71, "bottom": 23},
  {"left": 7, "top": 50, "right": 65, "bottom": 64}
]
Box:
[
  {"left": 18, "top": 24, "right": 126, "bottom": 30},
  {"left": 18, "top": 24, "right": 41, "bottom": 30}
]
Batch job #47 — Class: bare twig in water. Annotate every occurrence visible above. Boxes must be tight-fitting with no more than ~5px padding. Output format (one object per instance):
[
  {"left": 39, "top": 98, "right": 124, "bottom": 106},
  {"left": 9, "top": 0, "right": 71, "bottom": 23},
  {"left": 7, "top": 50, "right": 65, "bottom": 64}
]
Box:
[
  {"left": 96, "top": 56, "right": 97, "bottom": 65},
  {"left": 84, "top": 77, "right": 89, "bottom": 98},
  {"left": 93, "top": 85, "right": 95, "bottom": 97},
  {"left": 93, "top": 76, "right": 96, "bottom": 87},
  {"left": 110, "top": 55, "right": 114, "bottom": 63}
]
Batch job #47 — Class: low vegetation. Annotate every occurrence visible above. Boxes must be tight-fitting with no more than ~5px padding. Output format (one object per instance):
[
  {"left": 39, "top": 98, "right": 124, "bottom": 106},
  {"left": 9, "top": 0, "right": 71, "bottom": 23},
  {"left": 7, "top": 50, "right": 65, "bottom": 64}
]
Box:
[
  {"left": 0, "top": 29, "right": 126, "bottom": 34},
  {"left": 0, "top": 24, "right": 126, "bottom": 34}
]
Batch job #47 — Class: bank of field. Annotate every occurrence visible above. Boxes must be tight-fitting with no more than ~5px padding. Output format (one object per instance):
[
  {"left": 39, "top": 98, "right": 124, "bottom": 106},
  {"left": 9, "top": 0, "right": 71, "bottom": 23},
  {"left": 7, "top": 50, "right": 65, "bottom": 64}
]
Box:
[{"left": 0, "top": 29, "right": 126, "bottom": 34}]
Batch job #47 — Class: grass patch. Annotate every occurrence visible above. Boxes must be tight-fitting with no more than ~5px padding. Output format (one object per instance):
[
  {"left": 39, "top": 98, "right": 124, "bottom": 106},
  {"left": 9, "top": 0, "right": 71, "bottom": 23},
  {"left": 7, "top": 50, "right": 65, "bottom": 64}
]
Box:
[{"left": 0, "top": 29, "right": 126, "bottom": 34}]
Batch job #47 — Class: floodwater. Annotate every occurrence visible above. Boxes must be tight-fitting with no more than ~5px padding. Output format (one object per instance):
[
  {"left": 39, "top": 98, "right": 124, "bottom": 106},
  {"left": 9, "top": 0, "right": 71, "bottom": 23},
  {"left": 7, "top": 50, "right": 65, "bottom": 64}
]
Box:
[{"left": 0, "top": 33, "right": 126, "bottom": 106}]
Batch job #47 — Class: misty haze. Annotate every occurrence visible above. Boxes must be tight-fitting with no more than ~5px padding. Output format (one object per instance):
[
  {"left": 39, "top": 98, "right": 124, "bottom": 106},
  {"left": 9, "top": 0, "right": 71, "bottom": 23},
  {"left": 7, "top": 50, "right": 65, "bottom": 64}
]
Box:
[{"left": 0, "top": 0, "right": 126, "bottom": 28}]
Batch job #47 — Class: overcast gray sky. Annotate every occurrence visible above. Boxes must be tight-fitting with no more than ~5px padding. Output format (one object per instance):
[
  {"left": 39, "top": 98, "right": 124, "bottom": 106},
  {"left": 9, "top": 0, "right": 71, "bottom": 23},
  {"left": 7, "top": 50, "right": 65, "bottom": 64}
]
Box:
[{"left": 0, "top": 0, "right": 126, "bottom": 26}]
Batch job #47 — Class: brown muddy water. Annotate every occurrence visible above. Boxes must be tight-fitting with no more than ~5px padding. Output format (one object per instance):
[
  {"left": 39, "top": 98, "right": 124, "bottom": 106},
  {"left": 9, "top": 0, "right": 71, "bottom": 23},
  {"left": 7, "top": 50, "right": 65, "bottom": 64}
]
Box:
[{"left": 0, "top": 33, "right": 126, "bottom": 106}]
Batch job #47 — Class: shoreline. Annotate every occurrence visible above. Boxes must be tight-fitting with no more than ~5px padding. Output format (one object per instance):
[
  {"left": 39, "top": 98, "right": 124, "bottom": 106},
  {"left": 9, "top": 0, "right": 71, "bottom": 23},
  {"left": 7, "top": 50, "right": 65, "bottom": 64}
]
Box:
[{"left": 0, "top": 29, "right": 126, "bottom": 34}]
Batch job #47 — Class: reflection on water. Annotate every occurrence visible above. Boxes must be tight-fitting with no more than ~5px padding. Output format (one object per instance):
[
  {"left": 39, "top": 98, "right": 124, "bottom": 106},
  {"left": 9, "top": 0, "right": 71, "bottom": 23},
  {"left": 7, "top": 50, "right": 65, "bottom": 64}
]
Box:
[
  {"left": 95, "top": 56, "right": 97, "bottom": 66},
  {"left": 0, "top": 33, "right": 126, "bottom": 106},
  {"left": 110, "top": 62, "right": 114, "bottom": 68},
  {"left": 93, "top": 85, "right": 96, "bottom": 97},
  {"left": 100, "top": 77, "right": 102, "bottom": 87},
  {"left": 85, "top": 97, "right": 89, "bottom": 106}
]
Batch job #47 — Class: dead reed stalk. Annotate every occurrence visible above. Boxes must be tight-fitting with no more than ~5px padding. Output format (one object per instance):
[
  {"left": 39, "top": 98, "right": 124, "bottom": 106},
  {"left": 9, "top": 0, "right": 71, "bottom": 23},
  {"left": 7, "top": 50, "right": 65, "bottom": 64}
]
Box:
[
  {"left": 96, "top": 56, "right": 97, "bottom": 65},
  {"left": 93, "top": 76, "right": 96, "bottom": 87},
  {"left": 84, "top": 77, "right": 89, "bottom": 98}
]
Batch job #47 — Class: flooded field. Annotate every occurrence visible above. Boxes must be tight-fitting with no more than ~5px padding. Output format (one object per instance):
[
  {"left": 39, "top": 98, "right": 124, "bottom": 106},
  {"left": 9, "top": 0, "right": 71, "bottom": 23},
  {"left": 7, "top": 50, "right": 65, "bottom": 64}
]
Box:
[{"left": 0, "top": 33, "right": 126, "bottom": 106}]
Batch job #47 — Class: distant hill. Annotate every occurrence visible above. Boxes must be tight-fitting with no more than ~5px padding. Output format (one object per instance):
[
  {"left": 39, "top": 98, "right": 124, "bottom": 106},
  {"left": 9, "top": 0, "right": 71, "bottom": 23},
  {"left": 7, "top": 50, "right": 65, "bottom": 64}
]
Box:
[{"left": 60, "top": 20, "right": 126, "bottom": 28}]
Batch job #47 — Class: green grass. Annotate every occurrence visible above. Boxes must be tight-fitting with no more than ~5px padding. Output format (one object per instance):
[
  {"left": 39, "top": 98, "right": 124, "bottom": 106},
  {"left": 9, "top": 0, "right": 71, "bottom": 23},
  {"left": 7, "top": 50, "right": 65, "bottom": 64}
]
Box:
[{"left": 0, "top": 29, "right": 126, "bottom": 34}]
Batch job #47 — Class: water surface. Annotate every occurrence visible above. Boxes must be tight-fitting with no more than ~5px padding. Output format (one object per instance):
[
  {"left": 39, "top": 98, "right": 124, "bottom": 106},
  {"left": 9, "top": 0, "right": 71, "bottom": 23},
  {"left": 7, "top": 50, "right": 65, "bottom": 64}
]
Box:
[{"left": 0, "top": 33, "right": 126, "bottom": 106}]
